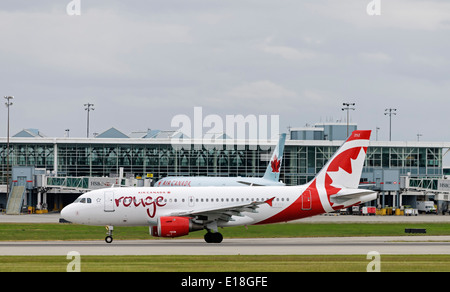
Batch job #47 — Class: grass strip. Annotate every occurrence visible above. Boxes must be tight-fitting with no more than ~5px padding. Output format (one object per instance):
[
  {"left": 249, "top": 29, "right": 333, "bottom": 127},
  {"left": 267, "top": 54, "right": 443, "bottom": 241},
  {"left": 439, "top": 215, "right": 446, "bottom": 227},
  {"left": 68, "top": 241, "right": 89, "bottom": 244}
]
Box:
[
  {"left": 0, "top": 222, "right": 449, "bottom": 241},
  {"left": 1, "top": 254, "right": 450, "bottom": 272}
]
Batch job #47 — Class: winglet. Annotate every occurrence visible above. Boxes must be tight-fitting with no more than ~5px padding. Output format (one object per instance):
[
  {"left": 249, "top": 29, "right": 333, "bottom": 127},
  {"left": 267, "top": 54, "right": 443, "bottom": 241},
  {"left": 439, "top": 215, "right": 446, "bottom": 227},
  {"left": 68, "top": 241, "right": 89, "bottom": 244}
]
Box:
[{"left": 265, "top": 197, "right": 276, "bottom": 207}]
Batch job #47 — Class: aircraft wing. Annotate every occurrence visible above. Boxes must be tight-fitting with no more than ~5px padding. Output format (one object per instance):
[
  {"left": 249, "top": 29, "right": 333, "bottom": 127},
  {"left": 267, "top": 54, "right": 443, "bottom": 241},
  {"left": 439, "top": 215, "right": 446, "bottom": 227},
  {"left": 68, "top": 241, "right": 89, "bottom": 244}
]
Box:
[{"left": 169, "top": 197, "right": 275, "bottom": 222}]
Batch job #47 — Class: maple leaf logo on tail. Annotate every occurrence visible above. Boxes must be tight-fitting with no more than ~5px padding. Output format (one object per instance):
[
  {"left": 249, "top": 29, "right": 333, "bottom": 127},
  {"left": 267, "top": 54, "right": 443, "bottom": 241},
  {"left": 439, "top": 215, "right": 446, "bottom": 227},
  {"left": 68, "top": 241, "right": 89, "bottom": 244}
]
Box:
[
  {"left": 325, "top": 147, "right": 368, "bottom": 210},
  {"left": 326, "top": 147, "right": 367, "bottom": 189},
  {"left": 319, "top": 130, "right": 371, "bottom": 189},
  {"left": 271, "top": 155, "right": 281, "bottom": 173}
]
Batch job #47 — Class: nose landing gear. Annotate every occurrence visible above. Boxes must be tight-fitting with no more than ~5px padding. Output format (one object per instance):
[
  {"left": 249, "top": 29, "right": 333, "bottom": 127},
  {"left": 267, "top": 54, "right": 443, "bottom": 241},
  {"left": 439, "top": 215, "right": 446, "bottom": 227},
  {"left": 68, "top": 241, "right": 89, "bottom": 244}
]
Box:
[{"left": 105, "top": 225, "right": 114, "bottom": 243}]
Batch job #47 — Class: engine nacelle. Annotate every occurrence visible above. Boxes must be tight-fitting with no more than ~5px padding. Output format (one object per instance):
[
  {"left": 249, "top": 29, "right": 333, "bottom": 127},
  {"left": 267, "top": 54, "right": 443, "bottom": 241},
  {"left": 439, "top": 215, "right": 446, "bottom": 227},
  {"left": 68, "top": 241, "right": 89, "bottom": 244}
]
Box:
[{"left": 150, "top": 216, "right": 203, "bottom": 238}]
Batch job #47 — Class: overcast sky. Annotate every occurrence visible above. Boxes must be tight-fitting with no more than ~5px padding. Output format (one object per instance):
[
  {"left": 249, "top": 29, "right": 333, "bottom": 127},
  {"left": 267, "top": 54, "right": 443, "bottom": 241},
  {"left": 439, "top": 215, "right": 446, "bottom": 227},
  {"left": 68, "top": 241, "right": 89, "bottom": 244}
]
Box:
[{"left": 1, "top": 0, "right": 450, "bottom": 141}]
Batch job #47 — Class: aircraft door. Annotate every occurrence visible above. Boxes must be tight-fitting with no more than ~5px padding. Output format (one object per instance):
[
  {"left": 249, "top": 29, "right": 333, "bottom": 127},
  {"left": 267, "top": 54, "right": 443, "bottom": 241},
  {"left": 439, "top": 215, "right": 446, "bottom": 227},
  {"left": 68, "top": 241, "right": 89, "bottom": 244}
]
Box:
[
  {"left": 301, "top": 190, "right": 312, "bottom": 210},
  {"left": 188, "top": 196, "right": 195, "bottom": 207},
  {"left": 104, "top": 191, "right": 115, "bottom": 212}
]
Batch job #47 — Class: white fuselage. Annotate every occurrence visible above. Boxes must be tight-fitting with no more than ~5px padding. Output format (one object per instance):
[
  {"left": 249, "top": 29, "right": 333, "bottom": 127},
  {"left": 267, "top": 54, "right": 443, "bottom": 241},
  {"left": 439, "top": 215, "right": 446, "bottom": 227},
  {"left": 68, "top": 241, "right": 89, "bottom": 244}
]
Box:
[
  {"left": 61, "top": 184, "right": 376, "bottom": 227},
  {"left": 61, "top": 186, "right": 298, "bottom": 226}
]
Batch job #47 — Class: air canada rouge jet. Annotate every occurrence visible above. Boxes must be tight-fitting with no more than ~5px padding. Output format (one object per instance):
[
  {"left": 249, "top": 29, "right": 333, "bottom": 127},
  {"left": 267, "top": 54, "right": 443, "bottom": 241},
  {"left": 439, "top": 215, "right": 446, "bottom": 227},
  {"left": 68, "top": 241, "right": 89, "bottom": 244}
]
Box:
[
  {"left": 61, "top": 130, "right": 376, "bottom": 243},
  {"left": 154, "top": 133, "right": 286, "bottom": 187}
]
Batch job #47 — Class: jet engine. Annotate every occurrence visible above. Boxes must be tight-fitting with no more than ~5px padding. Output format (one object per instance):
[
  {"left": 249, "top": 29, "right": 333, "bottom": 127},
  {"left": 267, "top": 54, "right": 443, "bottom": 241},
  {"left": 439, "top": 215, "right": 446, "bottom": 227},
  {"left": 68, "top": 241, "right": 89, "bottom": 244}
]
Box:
[{"left": 150, "top": 216, "right": 203, "bottom": 238}]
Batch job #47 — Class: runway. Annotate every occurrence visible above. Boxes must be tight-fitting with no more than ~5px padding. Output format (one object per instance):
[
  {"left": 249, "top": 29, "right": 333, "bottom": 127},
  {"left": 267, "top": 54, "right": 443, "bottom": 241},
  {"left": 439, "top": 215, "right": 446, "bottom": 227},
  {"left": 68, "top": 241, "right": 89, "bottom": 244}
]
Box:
[
  {"left": 1, "top": 236, "right": 450, "bottom": 256},
  {"left": 1, "top": 214, "right": 449, "bottom": 256}
]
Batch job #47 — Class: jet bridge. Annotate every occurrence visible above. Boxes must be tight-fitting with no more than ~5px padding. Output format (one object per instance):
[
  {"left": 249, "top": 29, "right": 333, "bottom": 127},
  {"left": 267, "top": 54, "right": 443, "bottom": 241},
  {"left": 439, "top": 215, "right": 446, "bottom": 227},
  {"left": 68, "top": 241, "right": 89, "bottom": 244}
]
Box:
[{"left": 1, "top": 166, "right": 152, "bottom": 214}]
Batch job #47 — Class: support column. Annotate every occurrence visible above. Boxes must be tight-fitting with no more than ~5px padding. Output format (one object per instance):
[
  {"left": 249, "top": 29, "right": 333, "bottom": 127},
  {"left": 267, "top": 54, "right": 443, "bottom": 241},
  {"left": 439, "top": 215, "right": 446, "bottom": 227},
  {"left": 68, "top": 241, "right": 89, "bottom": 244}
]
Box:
[
  {"left": 37, "top": 190, "right": 42, "bottom": 210},
  {"left": 53, "top": 141, "right": 58, "bottom": 177},
  {"left": 43, "top": 192, "right": 47, "bottom": 210},
  {"left": 392, "top": 191, "right": 396, "bottom": 208}
]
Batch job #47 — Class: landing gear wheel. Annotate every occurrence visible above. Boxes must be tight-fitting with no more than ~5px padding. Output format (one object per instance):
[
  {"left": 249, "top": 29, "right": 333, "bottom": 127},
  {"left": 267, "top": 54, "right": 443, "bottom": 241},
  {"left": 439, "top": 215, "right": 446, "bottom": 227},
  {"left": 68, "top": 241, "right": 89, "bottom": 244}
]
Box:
[
  {"left": 204, "top": 232, "right": 212, "bottom": 243},
  {"left": 214, "top": 232, "right": 223, "bottom": 243},
  {"left": 204, "top": 232, "right": 223, "bottom": 243},
  {"left": 105, "top": 225, "right": 114, "bottom": 244}
]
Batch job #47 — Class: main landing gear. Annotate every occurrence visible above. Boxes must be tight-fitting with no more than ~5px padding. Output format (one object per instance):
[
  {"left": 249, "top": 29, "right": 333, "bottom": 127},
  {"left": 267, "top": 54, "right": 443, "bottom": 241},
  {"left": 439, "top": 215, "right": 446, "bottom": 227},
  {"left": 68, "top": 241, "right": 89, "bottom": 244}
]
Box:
[
  {"left": 204, "top": 231, "right": 223, "bottom": 243},
  {"left": 105, "top": 225, "right": 114, "bottom": 243}
]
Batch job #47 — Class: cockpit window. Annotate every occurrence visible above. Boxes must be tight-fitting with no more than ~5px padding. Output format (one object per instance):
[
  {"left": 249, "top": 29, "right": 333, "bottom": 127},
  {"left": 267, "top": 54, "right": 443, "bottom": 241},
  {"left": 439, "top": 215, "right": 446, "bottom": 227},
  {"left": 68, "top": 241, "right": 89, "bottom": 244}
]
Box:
[{"left": 74, "top": 197, "right": 92, "bottom": 204}]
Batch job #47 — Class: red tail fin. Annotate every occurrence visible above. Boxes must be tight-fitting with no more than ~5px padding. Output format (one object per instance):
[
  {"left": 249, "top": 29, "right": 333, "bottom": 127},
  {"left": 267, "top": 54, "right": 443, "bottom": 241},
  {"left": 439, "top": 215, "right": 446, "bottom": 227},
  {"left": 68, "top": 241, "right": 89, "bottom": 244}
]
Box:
[{"left": 314, "top": 130, "right": 371, "bottom": 189}]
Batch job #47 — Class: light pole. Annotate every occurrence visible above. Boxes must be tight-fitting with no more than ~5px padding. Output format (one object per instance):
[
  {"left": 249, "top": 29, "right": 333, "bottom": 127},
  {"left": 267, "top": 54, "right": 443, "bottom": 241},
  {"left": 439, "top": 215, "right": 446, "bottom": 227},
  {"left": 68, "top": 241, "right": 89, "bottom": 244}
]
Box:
[
  {"left": 417, "top": 133, "right": 423, "bottom": 141},
  {"left": 384, "top": 108, "right": 397, "bottom": 141},
  {"left": 4, "top": 96, "right": 13, "bottom": 196},
  {"left": 342, "top": 102, "right": 356, "bottom": 137},
  {"left": 84, "top": 103, "right": 94, "bottom": 138}
]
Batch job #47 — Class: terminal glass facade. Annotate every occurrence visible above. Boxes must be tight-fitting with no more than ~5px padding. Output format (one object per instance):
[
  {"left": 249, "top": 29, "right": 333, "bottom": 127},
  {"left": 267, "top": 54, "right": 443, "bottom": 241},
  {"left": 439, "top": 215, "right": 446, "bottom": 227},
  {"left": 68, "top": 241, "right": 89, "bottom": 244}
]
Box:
[
  {"left": 365, "top": 147, "right": 442, "bottom": 176},
  {"left": 0, "top": 141, "right": 444, "bottom": 187},
  {"left": 56, "top": 143, "right": 274, "bottom": 179}
]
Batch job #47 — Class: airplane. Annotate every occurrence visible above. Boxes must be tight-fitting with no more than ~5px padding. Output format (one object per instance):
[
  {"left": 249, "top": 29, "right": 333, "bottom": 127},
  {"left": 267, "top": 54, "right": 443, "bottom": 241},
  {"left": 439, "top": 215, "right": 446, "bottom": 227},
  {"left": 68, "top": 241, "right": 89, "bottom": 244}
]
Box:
[
  {"left": 154, "top": 133, "right": 286, "bottom": 187},
  {"left": 61, "top": 130, "right": 376, "bottom": 244}
]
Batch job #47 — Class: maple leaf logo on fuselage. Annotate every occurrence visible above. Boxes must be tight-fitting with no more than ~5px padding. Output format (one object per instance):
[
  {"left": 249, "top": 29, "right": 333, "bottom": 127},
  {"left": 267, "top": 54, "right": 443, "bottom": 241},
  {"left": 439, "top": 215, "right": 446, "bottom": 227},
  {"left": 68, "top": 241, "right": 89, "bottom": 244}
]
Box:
[{"left": 271, "top": 155, "right": 281, "bottom": 173}]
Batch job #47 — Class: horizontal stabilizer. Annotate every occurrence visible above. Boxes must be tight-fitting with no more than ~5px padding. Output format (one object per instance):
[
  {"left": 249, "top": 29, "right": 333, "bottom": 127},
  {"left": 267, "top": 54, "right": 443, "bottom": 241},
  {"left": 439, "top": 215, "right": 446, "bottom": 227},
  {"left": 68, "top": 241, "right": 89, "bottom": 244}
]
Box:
[{"left": 330, "top": 189, "right": 377, "bottom": 206}]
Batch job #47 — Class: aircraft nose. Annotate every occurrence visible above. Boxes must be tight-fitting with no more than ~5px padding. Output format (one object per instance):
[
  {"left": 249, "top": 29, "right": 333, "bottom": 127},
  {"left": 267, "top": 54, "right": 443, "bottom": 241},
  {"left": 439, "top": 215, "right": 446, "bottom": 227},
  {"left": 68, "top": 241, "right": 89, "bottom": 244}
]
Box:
[{"left": 60, "top": 204, "right": 75, "bottom": 223}]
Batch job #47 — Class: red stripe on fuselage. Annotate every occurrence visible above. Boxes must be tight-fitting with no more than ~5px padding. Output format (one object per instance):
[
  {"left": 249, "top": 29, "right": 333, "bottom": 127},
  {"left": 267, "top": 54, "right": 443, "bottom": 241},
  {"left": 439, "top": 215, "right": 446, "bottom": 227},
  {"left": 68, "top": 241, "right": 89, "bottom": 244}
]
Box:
[{"left": 256, "top": 179, "right": 325, "bottom": 225}]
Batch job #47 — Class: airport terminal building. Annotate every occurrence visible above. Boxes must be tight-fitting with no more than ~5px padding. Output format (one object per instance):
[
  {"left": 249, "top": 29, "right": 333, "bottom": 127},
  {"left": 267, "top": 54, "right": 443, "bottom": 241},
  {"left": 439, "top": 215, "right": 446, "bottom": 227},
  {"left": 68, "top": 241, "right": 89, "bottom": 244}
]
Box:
[{"left": 0, "top": 124, "right": 449, "bottom": 213}]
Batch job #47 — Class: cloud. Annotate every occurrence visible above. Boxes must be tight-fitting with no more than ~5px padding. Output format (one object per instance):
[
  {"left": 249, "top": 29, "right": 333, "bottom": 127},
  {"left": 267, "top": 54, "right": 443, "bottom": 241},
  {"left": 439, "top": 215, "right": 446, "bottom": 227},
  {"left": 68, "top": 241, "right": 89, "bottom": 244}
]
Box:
[
  {"left": 194, "top": 80, "right": 301, "bottom": 114},
  {"left": 358, "top": 52, "right": 392, "bottom": 63},
  {"left": 312, "top": 0, "right": 450, "bottom": 31},
  {"left": 0, "top": 0, "right": 449, "bottom": 142},
  {"left": 259, "top": 37, "right": 321, "bottom": 61},
  {"left": 227, "top": 80, "right": 297, "bottom": 101},
  {"left": 0, "top": 8, "right": 193, "bottom": 80}
]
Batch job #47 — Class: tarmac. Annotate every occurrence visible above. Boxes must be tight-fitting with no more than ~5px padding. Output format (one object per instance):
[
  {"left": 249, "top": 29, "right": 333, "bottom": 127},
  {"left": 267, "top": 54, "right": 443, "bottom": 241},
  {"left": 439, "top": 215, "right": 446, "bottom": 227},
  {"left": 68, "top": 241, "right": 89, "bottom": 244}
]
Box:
[
  {"left": 1, "top": 213, "right": 449, "bottom": 256},
  {"left": 1, "top": 236, "right": 450, "bottom": 256}
]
